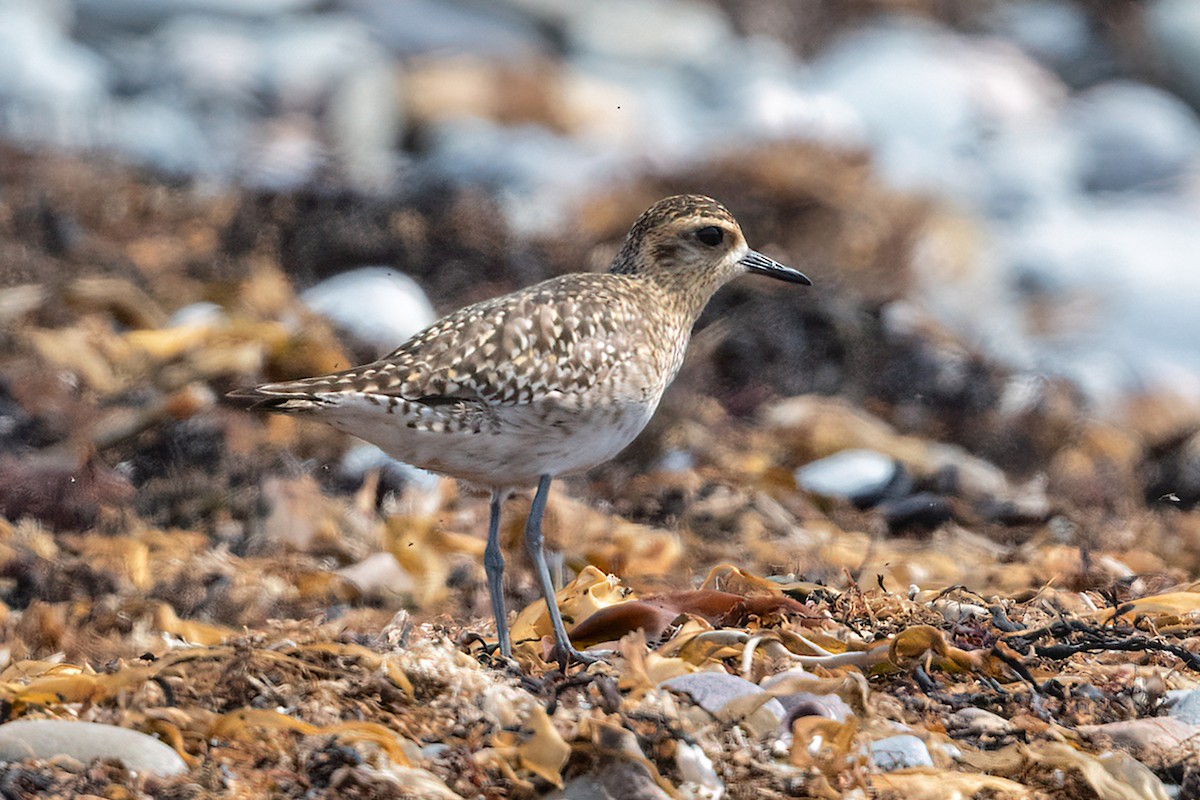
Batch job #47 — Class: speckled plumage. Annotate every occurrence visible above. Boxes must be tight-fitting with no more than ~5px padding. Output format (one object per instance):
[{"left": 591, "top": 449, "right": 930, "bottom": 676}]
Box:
[{"left": 231, "top": 194, "right": 810, "bottom": 664}]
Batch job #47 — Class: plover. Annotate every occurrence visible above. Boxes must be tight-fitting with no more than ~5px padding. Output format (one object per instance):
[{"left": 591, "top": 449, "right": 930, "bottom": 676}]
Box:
[{"left": 231, "top": 195, "right": 810, "bottom": 665}]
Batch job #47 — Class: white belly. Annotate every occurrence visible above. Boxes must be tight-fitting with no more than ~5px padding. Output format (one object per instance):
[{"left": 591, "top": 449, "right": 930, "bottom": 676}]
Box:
[{"left": 317, "top": 394, "right": 659, "bottom": 488}]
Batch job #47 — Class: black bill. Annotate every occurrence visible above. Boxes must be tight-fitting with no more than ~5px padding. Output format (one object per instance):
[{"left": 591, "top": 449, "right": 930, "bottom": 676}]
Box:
[{"left": 740, "top": 250, "right": 812, "bottom": 285}]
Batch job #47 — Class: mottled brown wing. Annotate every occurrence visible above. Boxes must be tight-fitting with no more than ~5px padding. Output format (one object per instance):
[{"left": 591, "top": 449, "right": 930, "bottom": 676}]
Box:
[{"left": 246, "top": 273, "right": 650, "bottom": 408}]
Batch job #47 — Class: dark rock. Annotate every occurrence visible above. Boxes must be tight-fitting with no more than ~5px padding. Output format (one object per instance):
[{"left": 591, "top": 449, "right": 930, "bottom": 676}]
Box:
[{"left": 878, "top": 492, "right": 954, "bottom": 533}]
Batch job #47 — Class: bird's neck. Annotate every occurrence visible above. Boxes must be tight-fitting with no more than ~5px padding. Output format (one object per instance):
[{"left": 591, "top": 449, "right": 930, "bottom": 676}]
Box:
[{"left": 641, "top": 266, "right": 731, "bottom": 327}]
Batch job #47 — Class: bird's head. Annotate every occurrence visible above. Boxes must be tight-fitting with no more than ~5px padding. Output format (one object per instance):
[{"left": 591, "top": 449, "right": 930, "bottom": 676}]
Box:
[{"left": 609, "top": 195, "right": 811, "bottom": 295}]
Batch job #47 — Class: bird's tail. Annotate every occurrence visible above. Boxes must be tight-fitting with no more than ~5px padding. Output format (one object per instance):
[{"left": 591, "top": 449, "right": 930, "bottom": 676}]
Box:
[{"left": 226, "top": 383, "right": 337, "bottom": 413}]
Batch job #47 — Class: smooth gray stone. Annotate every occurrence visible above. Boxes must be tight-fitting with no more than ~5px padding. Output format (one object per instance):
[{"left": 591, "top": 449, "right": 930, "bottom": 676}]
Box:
[
  {"left": 0, "top": 720, "right": 188, "bottom": 776},
  {"left": 776, "top": 691, "right": 854, "bottom": 725},
  {"left": 546, "top": 759, "right": 670, "bottom": 800},
  {"left": 869, "top": 733, "right": 934, "bottom": 771},
  {"left": 1165, "top": 689, "right": 1200, "bottom": 726},
  {"left": 661, "top": 672, "right": 786, "bottom": 722}
]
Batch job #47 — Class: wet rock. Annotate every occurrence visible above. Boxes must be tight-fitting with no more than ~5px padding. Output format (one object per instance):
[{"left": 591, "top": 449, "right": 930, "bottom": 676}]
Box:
[
  {"left": 761, "top": 669, "right": 854, "bottom": 727},
  {"left": 795, "top": 449, "right": 908, "bottom": 508},
  {"left": 1145, "top": 430, "right": 1200, "bottom": 510},
  {"left": 869, "top": 733, "right": 934, "bottom": 771},
  {"left": 74, "top": 0, "right": 319, "bottom": 31},
  {"left": 301, "top": 267, "right": 436, "bottom": 356},
  {"left": 878, "top": 492, "right": 954, "bottom": 533},
  {"left": 781, "top": 691, "right": 854, "bottom": 727},
  {"left": 337, "top": 443, "right": 440, "bottom": 498},
  {"left": 0, "top": 720, "right": 188, "bottom": 776}
]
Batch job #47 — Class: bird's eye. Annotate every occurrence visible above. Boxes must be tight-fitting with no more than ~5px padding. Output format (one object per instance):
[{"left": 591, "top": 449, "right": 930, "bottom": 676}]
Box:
[{"left": 695, "top": 226, "right": 724, "bottom": 247}]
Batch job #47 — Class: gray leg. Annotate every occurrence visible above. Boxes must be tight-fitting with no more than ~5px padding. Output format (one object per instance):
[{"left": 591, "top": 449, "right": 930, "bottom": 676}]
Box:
[
  {"left": 483, "top": 489, "right": 511, "bottom": 659},
  {"left": 524, "top": 474, "right": 599, "bottom": 666}
]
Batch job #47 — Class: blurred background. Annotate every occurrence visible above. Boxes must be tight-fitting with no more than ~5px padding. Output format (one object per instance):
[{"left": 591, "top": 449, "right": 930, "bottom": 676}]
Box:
[
  {"left": 4, "top": 0, "right": 1200, "bottom": 409},
  {"left": 3, "top": 0, "right": 1200, "bottom": 520}
]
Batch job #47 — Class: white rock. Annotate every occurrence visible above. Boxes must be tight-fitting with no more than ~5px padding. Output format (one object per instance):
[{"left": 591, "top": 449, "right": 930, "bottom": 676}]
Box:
[
  {"left": 168, "top": 301, "right": 226, "bottom": 328},
  {"left": 674, "top": 740, "right": 724, "bottom": 800},
  {"left": 869, "top": 734, "right": 934, "bottom": 771},
  {"left": 301, "top": 267, "right": 435, "bottom": 354},
  {"left": 934, "top": 599, "right": 990, "bottom": 623},
  {"left": 947, "top": 707, "right": 1016, "bottom": 737},
  {"left": 336, "top": 552, "right": 414, "bottom": 596},
  {"left": 1164, "top": 689, "right": 1200, "bottom": 726},
  {"left": 795, "top": 449, "right": 902, "bottom": 504},
  {"left": 0, "top": 719, "right": 188, "bottom": 776}
]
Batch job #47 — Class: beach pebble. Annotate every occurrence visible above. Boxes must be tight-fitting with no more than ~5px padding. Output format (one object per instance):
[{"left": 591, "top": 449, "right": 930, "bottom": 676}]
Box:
[
  {"left": 338, "top": 443, "right": 439, "bottom": 495},
  {"left": 1165, "top": 689, "right": 1200, "bottom": 726},
  {"left": 548, "top": 760, "right": 671, "bottom": 800},
  {"left": 947, "top": 707, "right": 1017, "bottom": 739},
  {"left": 795, "top": 449, "right": 907, "bottom": 507},
  {"left": 0, "top": 720, "right": 188, "bottom": 776},
  {"left": 761, "top": 668, "right": 854, "bottom": 726},
  {"left": 168, "top": 301, "right": 226, "bottom": 328},
  {"left": 674, "top": 741, "right": 724, "bottom": 798},
  {"left": 336, "top": 552, "right": 414, "bottom": 597},
  {"left": 1080, "top": 717, "right": 1198, "bottom": 768},
  {"left": 301, "top": 267, "right": 436, "bottom": 355},
  {"left": 869, "top": 734, "right": 934, "bottom": 771},
  {"left": 662, "top": 672, "right": 785, "bottom": 725},
  {"left": 879, "top": 492, "right": 954, "bottom": 532}
]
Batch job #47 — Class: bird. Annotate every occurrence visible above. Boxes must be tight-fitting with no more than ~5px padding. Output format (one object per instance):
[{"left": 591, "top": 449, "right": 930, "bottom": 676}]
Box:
[{"left": 230, "top": 194, "right": 811, "bottom": 666}]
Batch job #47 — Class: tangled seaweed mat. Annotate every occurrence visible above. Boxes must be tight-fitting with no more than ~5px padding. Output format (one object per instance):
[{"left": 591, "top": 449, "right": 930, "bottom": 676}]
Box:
[{"left": 0, "top": 561, "right": 1197, "bottom": 798}]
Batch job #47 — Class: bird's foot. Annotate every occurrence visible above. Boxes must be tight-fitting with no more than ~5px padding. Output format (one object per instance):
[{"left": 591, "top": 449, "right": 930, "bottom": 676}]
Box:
[
  {"left": 460, "top": 632, "right": 517, "bottom": 667},
  {"left": 550, "top": 644, "right": 612, "bottom": 670}
]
